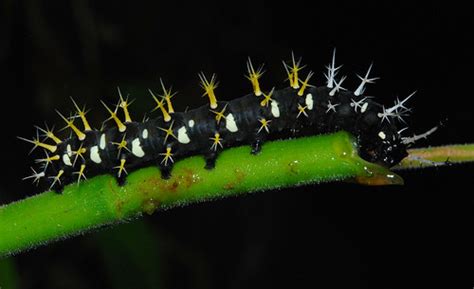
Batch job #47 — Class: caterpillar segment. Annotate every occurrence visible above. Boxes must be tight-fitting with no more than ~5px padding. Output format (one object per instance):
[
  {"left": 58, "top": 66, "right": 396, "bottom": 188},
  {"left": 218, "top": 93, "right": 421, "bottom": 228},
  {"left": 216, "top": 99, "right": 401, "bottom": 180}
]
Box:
[{"left": 20, "top": 50, "right": 434, "bottom": 193}]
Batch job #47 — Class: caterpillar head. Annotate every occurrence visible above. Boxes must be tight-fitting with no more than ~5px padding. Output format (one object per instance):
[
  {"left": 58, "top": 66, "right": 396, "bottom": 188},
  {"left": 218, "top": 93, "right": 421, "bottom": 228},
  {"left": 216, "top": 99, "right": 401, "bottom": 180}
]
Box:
[
  {"left": 363, "top": 128, "right": 408, "bottom": 167},
  {"left": 352, "top": 100, "right": 411, "bottom": 168}
]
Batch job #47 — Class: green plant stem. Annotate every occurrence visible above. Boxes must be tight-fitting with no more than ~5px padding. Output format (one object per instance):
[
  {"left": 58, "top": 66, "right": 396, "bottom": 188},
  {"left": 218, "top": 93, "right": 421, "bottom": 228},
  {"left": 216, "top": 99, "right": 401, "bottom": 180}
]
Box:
[{"left": 0, "top": 131, "right": 400, "bottom": 257}]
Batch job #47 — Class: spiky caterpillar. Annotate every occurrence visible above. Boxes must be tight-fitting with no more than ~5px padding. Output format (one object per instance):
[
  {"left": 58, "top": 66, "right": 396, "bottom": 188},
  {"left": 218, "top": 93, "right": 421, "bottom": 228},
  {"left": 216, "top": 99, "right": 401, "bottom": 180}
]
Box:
[{"left": 20, "top": 50, "right": 424, "bottom": 192}]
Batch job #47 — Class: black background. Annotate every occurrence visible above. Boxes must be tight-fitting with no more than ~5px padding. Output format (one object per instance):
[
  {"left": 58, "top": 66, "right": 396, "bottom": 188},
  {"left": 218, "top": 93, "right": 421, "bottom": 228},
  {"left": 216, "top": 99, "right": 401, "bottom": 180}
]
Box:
[{"left": 0, "top": 1, "right": 473, "bottom": 288}]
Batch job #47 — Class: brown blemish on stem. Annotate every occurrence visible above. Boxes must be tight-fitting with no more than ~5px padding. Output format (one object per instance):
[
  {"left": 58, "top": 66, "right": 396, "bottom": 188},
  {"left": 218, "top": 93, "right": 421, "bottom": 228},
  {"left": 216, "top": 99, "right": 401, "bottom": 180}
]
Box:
[
  {"left": 223, "top": 168, "right": 246, "bottom": 190},
  {"left": 164, "top": 180, "right": 180, "bottom": 193},
  {"left": 115, "top": 200, "right": 124, "bottom": 215},
  {"left": 145, "top": 175, "right": 179, "bottom": 194},
  {"left": 140, "top": 168, "right": 202, "bottom": 196},
  {"left": 104, "top": 178, "right": 127, "bottom": 219},
  {"left": 181, "top": 168, "right": 199, "bottom": 188},
  {"left": 141, "top": 198, "right": 161, "bottom": 215}
]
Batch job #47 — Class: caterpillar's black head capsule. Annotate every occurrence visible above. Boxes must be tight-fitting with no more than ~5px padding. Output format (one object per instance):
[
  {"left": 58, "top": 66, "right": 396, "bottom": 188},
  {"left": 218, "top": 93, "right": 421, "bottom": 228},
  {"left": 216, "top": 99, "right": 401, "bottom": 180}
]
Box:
[
  {"left": 357, "top": 91, "right": 418, "bottom": 167},
  {"left": 362, "top": 129, "right": 408, "bottom": 167}
]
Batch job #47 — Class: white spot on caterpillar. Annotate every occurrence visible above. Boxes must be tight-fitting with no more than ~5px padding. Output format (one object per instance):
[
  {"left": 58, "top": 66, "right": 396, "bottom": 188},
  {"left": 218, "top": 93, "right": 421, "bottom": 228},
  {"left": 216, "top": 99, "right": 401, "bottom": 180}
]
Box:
[
  {"left": 142, "top": 129, "right": 148, "bottom": 139},
  {"left": 225, "top": 113, "right": 238, "bottom": 132},
  {"left": 62, "top": 154, "right": 72, "bottom": 166},
  {"left": 188, "top": 119, "right": 195, "bottom": 128},
  {"left": 131, "top": 138, "right": 145, "bottom": 157},
  {"left": 305, "top": 93, "right": 314, "bottom": 110},
  {"left": 90, "top": 146, "right": 102, "bottom": 164},
  {"left": 270, "top": 100, "right": 280, "bottom": 118},
  {"left": 361, "top": 102, "right": 369, "bottom": 113},
  {"left": 177, "top": 126, "right": 190, "bottom": 144},
  {"left": 99, "top": 134, "right": 106, "bottom": 149},
  {"left": 378, "top": 131, "right": 386, "bottom": 140},
  {"left": 66, "top": 144, "right": 72, "bottom": 157}
]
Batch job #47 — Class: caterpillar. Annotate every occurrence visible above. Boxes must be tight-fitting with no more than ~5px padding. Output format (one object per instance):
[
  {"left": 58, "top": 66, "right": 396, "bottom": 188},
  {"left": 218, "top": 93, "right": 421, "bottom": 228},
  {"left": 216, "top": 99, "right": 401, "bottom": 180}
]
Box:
[{"left": 19, "top": 50, "right": 433, "bottom": 192}]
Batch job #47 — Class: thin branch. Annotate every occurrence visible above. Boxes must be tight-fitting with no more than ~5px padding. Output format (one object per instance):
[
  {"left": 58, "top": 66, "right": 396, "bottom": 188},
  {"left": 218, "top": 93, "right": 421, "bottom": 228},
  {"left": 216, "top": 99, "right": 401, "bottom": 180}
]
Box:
[{"left": 393, "top": 144, "right": 474, "bottom": 170}]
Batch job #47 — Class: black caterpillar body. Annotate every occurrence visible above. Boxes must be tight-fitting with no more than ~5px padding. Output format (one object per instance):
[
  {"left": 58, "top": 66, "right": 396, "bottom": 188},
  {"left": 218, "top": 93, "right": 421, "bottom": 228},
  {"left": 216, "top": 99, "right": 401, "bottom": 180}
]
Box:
[{"left": 21, "top": 51, "right": 417, "bottom": 192}]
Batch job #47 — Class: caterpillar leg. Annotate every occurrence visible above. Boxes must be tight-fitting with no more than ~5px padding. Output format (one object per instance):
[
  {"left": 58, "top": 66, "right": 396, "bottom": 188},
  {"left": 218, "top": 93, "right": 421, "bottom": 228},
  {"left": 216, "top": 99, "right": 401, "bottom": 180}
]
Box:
[
  {"left": 251, "top": 138, "right": 264, "bottom": 155},
  {"left": 50, "top": 182, "right": 65, "bottom": 194},
  {"left": 115, "top": 173, "right": 127, "bottom": 186},
  {"left": 159, "top": 165, "right": 172, "bottom": 179},
  {"left": 204, "top": 151, "right": 218, "bottom": 169},
  {"left": 47, "top": 169, "right": 66, "bottom": 193},
  {"left": 159, "top": 145, "right": 174, "bottom": 179}
]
